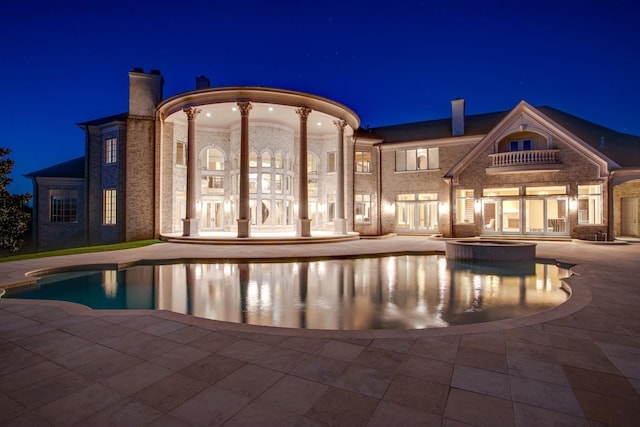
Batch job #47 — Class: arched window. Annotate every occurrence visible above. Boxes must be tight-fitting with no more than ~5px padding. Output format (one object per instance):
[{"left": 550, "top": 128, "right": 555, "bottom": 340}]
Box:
[
  {"left": 262, "top": 152, "right": 271, "bottom": 167},
  {"left": 249, "top": 151, "right": 258, "bottom": 167},
  {"left": 201, "top": 148, "right": 224, "bottom": 170},
  {"left": 275, "top": 153, "right": 283, "bottom": 168}
]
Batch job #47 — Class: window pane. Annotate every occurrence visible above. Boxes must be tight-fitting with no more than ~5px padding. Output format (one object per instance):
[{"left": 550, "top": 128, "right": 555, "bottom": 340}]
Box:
[
  {"left": 327, "top": 151, "right": 336, "bottom": 173},
  {"left": 262, "top": 152, "right": 271, "bottom": 167},
  {"left": 395, "top": 151, "right": 406, "bottom": 171},
  {"left": 526, "top": 186, "right": 566, "bottom": 196},
  {"left": 483, "top": 187, "right": 519, "bottom": 196},
  {"left": 406, "top": 150, "right": 416, "bottom": 171}
]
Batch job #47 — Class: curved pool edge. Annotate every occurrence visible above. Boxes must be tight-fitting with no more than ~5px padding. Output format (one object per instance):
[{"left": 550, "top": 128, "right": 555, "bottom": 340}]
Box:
[{"left": 0, "top": 268, "right": 592, "bottom": 340}]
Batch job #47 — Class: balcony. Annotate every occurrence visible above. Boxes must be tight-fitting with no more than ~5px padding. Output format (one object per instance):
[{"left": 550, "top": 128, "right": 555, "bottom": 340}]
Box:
[{"left": 486, "top": 149, "right": 561, "bottom": 174}]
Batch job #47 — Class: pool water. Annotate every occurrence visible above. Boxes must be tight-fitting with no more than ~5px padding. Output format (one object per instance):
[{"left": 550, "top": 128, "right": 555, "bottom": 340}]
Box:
[{"left": 7, "top": 255, "right": 570, "bottom": 330}]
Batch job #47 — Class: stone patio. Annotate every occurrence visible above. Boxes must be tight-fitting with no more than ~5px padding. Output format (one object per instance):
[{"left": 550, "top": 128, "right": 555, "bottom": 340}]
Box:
[{"left": 1, "top": 236, "right": 639, "bottom": 426}]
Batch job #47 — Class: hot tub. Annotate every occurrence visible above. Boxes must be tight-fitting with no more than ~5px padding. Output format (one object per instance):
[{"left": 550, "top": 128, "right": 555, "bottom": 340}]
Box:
[{"left": 445, "top": 240, "right": 536, "bottom": 261}]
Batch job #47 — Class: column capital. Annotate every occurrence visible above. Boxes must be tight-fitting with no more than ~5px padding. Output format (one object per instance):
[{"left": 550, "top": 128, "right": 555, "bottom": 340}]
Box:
[
  {"left": 237, "top": 101, "right": 253, "bottom": 116},
  {"left": 182, "top": 106, "right": 200, "bottom": 121},
  {"left": 333, "top": 119, "right": 347, "bottom": 131},
  {"left": 295, "top": 107, "right": 312, "bottom": 121}
]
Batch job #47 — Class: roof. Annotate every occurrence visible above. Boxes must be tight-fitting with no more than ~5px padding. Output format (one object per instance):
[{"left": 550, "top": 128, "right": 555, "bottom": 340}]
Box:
[
  {"left": 24, "top": 156, "right": 85, "bottom": 179},
  {"left": 356, "top": 111, "right": 509, "bottom": 142},
  {"left": 77, "top": 112, "right": 128, "bottom": 127},
  {"left": 355, "top": 104, "right": 640, "bottom": 167},
  {"left": 536, "top": 106, "right": 640, "bottom": 167}
]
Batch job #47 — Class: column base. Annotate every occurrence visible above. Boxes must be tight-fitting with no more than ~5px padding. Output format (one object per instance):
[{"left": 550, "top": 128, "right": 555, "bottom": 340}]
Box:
[
  {"left": 296, "top": 219, "right": 312, "bottom": 237},
  {"left": 237, "top": 219, "right": 251, "bottom": 238},
  {"left": 333, "top": 218, "right": 347, "bottom": 235},
  {"left": 182, "top": 218, "right": 199, "bottom": 237}
]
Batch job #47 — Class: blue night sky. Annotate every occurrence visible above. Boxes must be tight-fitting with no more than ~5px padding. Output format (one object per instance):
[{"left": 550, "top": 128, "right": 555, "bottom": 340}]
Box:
[{"left": 2, "top": 0, "right": 639, "bottom": 196}]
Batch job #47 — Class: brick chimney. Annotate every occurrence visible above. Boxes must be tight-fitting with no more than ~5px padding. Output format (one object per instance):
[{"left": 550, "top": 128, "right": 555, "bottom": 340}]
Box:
[
  {"left": 451, "top": 98, "right": 465, "bottom": 136},
  {"left": 196, "top": 75, "right": 211, "bottom": 90},
  {"left": 128, "top": 68, "right": 163, "bottom": 118}
]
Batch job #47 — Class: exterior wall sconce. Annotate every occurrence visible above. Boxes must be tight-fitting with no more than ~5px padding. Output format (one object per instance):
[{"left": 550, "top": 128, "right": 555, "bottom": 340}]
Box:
[{"left": 570, "top": 197, "right": 578, "bottom": 210}]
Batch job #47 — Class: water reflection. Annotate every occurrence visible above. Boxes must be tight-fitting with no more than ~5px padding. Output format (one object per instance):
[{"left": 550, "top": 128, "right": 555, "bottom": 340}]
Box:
[{"left": 15, "top": 255, "right": 569, "bottom": 330}]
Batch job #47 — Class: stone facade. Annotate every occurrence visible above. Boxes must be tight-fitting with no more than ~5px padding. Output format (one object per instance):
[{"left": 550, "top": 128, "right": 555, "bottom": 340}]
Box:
[{"left": 27, "top": 70, "right": 640, "bottom": 249}]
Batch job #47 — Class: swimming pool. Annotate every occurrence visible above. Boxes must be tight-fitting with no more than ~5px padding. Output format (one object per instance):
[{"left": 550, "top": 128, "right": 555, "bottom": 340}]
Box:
[{"left": 7, "top": 254, "right": 570, "bottom": 330}]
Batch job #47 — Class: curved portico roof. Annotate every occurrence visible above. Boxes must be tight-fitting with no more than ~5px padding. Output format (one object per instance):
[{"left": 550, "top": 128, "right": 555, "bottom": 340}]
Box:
[{"left": 158, "top": 86, "right": 360, "bottom": 134}]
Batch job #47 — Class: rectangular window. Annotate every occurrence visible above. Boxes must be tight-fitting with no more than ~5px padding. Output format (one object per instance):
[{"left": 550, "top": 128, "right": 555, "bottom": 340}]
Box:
[
  {"left": 275, "top": 174, "right": 283, "bottom": 193},
  {"left": 262, "top": 173, "right": 271, "bottom": 193},
  {"left": 395, "top": 147, "right": 439, "bottom": 171},
  {"left": 355, "top": 194, "right": 371, "bottom": 223},
  {"left": 50, "top": 189, "right": 78, "bottom": 223},
  {"left": 201, "top": 176, "right": 223, "bottom": 195},
  {"left": 327, "top": 194, "right": 336, "bottom": 222},
  {"left": 483, "top": 187, "right": 520, "bottom": 197},
  {"left": 455, "top": 189, "right": 475, "bottom": 224},
  {"left": 105, "top": 138, "right": 117, "bottom": 164},
  {"left": 578, "top": 185, "right": 603, "bottom": 224},
  {"left": 526, "top": 186, "right": 566, "bottom": 196},
  {"left": 249, "top": 173, "right": 257, "bottom": 193},
  {"left": 308, "top": 178, "right": 318, "bottom": 197},
  {"left": 103, "top": 189, "right": 117, "bottom": 225},
  {"left": 176, "top": 142, "right": 186, "bottom": 166},
  {"left": 355, "top": 151, "right": 371, "bottom": 173},
  {"left": 327, "top": 151, "right": 336, "bottom": 173}
]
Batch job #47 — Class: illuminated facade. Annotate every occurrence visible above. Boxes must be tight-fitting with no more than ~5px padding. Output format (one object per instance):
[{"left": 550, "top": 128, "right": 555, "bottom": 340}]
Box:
[{"left": 27, "top": 69, "right": 640, "bottom": 249}]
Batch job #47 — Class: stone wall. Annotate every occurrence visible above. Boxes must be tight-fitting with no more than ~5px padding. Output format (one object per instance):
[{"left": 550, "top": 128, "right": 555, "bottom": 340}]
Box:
[{"left": 125, "top": 116, "right": 155, "bottom": 240}]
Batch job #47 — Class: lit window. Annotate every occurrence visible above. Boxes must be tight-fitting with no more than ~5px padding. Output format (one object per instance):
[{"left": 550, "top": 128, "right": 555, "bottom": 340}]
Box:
[
  {"left": 103, "top": 189, "right": 117, "bottom": 225},
  {"left": 395, "top": 148, "right": 438, "bottom": 171},
  {"left": 578, "top": 185, "right": 602, "bottom": 224},
  {"left": 262, "top": 173, "right": 271, "bottom": 192},
  {"left": 308, "top": 178, "right": 318, "bottom": 197},
  {"left": 176, "top": 142, "right": 186, "bottom": 166},
  {"left": 262, "top": 152, "right": 271, "bottom": 168},
  {"left": 201, "top": 176, "right": 223, "bottom": 195},
  {"left": 249, "top": 152, "right": 258, "bottom": 167},
  {"left": 327, "top": 194, "right": 336, "bottom": 222},
  {"left": 327, "top": 151, "right": 336, "bottom": 173},
  {"left": 201, "top": 148, "right": 224, "bottom": 170},
  {"left": 275, "top": 153, "right": 283, "bottom": 169},
  {"left": 355, "top": 151, "right": 370, "bottom": 173},
  {"left": 50, "top": 189, "right": 78, "bottom": 223},
  {"left": 275, "top": 174, "right": 283, "bottom": 193},
  {"left": 105, "top": 138, "right": 117, "bottom": 164},
  {"left": 355, "top": 194, "right": 371, "bottom": 223},
  {"left": 455, "top": 189, "right": 474, "bottom": 224},
  {"left": 307, "top": 155, "right": 318, "bottom": 174},
  {"left": 249, "top": 173, "right": 257, "bottom": 193}
]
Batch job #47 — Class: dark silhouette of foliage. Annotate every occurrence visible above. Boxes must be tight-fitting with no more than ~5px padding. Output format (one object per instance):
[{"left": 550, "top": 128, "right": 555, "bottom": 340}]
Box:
[{"left": 0, "top": 147, "right": 31, "bottom": 252}]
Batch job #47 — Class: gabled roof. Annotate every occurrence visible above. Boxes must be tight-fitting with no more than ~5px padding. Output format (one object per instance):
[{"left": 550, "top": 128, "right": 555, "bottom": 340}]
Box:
[
  {"left": 536, "top": 106, "right": 640, "bottom": 167},
  {"left": 356, "top": 111, "right": 509, "bottom": 143},
  {"left": 355, "top": 103, "right": 640, "bottom": 168},
  {"left": 77, "top": 112, "right": 128, "bottom": 127},
  {"left": 24, "top": 156, "right": 85, "bottom": 179}
]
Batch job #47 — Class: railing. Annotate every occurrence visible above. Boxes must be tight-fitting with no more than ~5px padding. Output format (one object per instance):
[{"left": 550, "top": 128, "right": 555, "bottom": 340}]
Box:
[{"left": 489, "top": 150, "right": 559, "bottom": 167}]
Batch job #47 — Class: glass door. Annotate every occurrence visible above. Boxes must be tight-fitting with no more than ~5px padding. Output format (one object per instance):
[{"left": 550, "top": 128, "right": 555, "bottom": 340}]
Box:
[{"left": 501, "top": 199, "right": 520, "bottom": 233}]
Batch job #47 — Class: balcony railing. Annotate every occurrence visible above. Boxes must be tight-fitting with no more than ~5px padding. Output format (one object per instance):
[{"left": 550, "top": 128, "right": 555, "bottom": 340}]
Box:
[{"left": 489, "top": 149, "right": 560, "bottom": 167}]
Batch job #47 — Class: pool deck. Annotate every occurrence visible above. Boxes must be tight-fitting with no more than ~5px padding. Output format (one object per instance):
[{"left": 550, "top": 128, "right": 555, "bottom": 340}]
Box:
[{"left": 0, "top": 236, "right": 639, "bottom": 426}]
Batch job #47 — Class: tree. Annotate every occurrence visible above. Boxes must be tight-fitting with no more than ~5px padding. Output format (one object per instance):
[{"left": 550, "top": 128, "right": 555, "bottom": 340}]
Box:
[{"left": 0, "top": 147, "right": 31, "bottom": 252}]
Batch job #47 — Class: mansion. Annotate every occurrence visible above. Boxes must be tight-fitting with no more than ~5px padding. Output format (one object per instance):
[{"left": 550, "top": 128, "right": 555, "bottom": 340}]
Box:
[{"left": 27, "top": 69, "right": 640, "bottom": 249}]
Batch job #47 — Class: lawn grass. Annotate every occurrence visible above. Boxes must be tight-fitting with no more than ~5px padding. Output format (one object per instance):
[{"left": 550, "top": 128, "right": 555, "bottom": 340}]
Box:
[{"left": 0, "top": 239, "right": 162, "bottom": 263}]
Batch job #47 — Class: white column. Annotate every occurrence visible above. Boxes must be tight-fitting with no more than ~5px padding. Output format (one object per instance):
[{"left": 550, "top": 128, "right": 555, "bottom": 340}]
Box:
[
  {"left": 333, "top": 120, "right": 347, "bottom": 234},
  {"left": 296, "top": 107, "right": 312, "bottom": 237},
  {"left": 182, "top": 106, "right": 200, "bottom": 236},
  {"left": 237, "top": 101, "right": 252, "bottom": 238}
]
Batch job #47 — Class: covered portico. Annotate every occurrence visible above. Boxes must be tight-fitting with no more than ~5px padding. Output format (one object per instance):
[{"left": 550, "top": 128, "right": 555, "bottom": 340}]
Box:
[{"left": 156, "top": 87, "right": 359, "bottom": 239}]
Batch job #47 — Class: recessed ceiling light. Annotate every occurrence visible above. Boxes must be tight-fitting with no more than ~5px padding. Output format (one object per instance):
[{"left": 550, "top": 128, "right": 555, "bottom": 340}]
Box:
[
  {"left": 317, "top": 122, "right": 322, "bottom": 126},
  {"left": 268, "top": 107, "right": 274, "bottom": 112},
  {"left": 232, "top": 107, "right": 237, "bottom": 111},
  {"left": 206, "top": 112, "right": 211, "bottom": 117}
]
